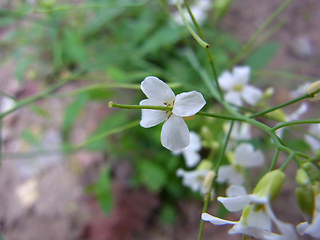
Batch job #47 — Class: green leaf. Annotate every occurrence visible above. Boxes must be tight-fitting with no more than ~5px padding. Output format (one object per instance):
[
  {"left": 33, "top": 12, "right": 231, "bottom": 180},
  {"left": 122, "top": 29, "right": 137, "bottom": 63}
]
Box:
[
  {"left": 88, "top": 165, "right": 113, "bottom": 214},
  {"left": 246, "top": 42, "right": 278, "bottom": 70},
  {"left": 159, "top": 205, "right": 177, "bottom": 224},
  {"left": 63, "top": 29, "right": 87, "bottom": 64},
  {"left": 137, "top": 160, "right": 167, "bottom": 192}
]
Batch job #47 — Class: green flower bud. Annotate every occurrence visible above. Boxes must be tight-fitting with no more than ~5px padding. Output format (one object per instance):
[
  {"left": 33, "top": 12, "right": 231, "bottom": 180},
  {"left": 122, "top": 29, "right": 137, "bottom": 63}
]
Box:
[
  {"left": 253, "top": 170, "right": 285, "bottom": 201},
  {"left": 295, "top": 185, "right": 314, "bottom": 217},
  {"left": 266, "top": 109, "right": 287, "bottom": 122},
  {"left": 197, "top": 160, "right": 213, "bottom": 171},
  {"left": 296, "top": 168, "right": 311, "bottom": 185}
]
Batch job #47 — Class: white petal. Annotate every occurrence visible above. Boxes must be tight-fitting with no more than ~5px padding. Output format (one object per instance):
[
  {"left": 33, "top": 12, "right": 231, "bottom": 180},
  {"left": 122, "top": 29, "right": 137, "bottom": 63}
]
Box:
[
  {"left": 231, "top": 122, "right": 251, "bottom": 140},
  {"left": 234, "top": 143, "right": 265, "bottom": 167},
  {"left": 219, "top": 71, "right": 237, "bottom": 91},
  {"left": 202, "top": 213, "right": 237, "bottom": 225},
  {"left": 242, "top": 85, "right": 263, "bottom": 106},
  {"left": 217, "top": 166, "right": 244, "bottom": 185},
  {"left": 141, "top": 76, "right": 175, "bottom": 103},
  {"left": 296, "top": 222, "right": 309, "bottom": 236},
  {"left": 173, "top": 91, "right": 206, "bottom": 117},
  {"left": 233, "top": 66, "right": 251, "bottom": 85},
  {"left": 226, "top": 185, "right": 248, "bottom": 197},
  {"left": 161, "top": 115, "right": 190, "bottom": 151},
  {"left": 247, "top": 209, "right": 272, "bottom": 231},
  {"left": 287, "top": 103, "right": 308, "bottom": 121},
  {"left": 225, "top": 91, "right": 243, "bottom": 106},
  {"left": 183, "top": 149, "right": 201, "bottom": 167},
  {"left": 230, "top": 225, "right": 278, "bottom": 240},
  {"left": 139, "top": 99, "right": 168, "bottom": 128},
  {"left": 188, "top": 132, "right": 202, "bottom": 151},
  {"left": 218, "top": 195, "right": 252, "bottom": 212}
]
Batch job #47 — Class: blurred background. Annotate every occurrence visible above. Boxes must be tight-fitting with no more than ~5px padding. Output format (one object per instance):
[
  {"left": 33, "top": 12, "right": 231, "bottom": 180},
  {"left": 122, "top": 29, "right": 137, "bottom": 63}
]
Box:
[{"left": 0, "top": 0, "right": 319, "bottom": 239}]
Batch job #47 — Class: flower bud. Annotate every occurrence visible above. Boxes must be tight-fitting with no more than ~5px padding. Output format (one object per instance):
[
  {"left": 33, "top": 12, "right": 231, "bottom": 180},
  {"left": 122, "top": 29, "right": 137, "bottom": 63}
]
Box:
[
  {"left": 266, "top": 109, "right": 286, "bottom": 122},
  {"left": 306, "top": 80, "right": 320, "bottom": 101},
  {"left": 296, "top": 168, "right": 311, "bottom": 185},
  {"left": 295, "top": 185, "right": 314, "bottom": 217},
  {"left": 262, "top": 87, "right": 275, "bottom": 100},
  {"left": 253, "top": 170, "right": 285, "bottom": 201},
  {"left": 197, "top": 160, "right": 213, "bottom": 170}
]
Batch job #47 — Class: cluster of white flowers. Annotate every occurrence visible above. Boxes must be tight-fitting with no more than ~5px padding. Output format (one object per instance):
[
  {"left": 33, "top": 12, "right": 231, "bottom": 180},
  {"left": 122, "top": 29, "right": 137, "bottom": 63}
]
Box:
[{"left": 136, "top": 73, "right": 320, "bottom": 239}]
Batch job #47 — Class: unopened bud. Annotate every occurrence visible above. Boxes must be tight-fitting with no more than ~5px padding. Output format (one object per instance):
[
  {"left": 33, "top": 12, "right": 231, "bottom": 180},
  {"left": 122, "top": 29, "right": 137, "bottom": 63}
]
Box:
[
  {"left": 295, "top": 185, "right": 314, "bottom": 217},
  {"left": 296, "top": 168, "right": 311, "bottom": 185},
  {"left": 266, "top": 109, "right": 286, "bottom": 122},
  {"left": 253, "top": 170, "right": 285, "bottom": 201},
  {"left": 262, "top": 87, "right": 275, "bottom": 100},
  {"left": 197, "top": 160, "right": 213, "bottom": 170},
  {"left": 306, "top": 80, "right": 320, "bottom": 101}
]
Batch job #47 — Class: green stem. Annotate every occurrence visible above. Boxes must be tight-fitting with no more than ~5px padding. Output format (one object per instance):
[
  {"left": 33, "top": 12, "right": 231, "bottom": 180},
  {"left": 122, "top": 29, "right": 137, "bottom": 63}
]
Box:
[
  {"left": 272, "top": 119, "right": 320, "bottom": 132},
  {"left": 183, "top": 0, "right": 223, "bottom": 100},
  {"left": 229, "top": 0, "right": 293, "bottom": 67},
  {"left": 176, "top": 0, "right": 209, "bottom": 48},
  {"left": 269, "top": 148, "right": 279, "bottom": 171},
  {"left": 3, "top": 120, "right": 140, "bottom": 159},
  {"left": 197, "top": 121, "right": 234, "bottom": 240},
  {"left": 280, "top": 152, "right": 295, "bottom": 171},
  {"left": 249, "top": 94, "right": 310, "bottom": 118},
  {"left": 75, "top": 120, "right": 140, "bottom": 149},
  {"left": 109, "top": 101, "right": 244, "bottom": 121}
]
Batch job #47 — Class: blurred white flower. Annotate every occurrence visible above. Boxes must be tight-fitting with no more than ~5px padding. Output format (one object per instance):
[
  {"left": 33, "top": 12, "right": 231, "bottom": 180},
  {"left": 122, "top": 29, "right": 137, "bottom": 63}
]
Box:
[
  {"left": 275, "top": 103, "right": 308, "bottom": 138},
  {"left": 305, "top": 124, "right": 320, "bottom": 152},
  {"left": 0, "top": 96, "right": 15, "bottom": 113},
  {"left": 202, "top": 184, "right": 297, "bottom": 240},
  {"left": 230, "top": 122, "right": 251, "bottom": 141},
  {"left": 169, "top": 0, "right": 211, "bottom": 25},
  {"left": 140, "top": 76, "right": 206, "bottom": 151},
  {"left": 172, "top": 131, "right": 202, "bottom": 167},
  {"left": 219, "top": 66, "right": 262, "bottom": 106},
  {"left": 15, "top": 178, "right": 39, "bottom": 208},
  {"left": 217, "top": 143, "right": 265, "bottom": 185},
  {"left": 297, "top": 193, "right": 320, "bottom": 238},
  {"left": 290, "top": 82, "right": 312, "bottom": 99},
  {"left": 176, "top": 168, "right": 209, "bottom": 194}
]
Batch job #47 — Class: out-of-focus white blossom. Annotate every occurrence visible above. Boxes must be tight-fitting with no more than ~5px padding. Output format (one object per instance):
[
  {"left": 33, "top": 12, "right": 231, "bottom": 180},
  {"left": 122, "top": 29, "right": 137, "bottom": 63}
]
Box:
[
  {"left": 218, "top": 66, "right": 262, "bottom": 106},
  {"left": 176, "top": 168, "right": 210, "bottom": 194},
  {"left": 217, "top": 143, "right": 265, "bottom": 185},
  {"left": 172, "top": 131, "right": 202, "bottom": 167}
]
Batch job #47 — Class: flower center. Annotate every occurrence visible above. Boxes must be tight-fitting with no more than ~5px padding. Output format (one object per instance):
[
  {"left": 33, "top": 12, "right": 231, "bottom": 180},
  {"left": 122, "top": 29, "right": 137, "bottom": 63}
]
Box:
[
  {"left": 233, "top": 84, "right": 244, "bottom": 92},
  {"left": 164, "top": 100, "right": 175, "bottom": 118}
]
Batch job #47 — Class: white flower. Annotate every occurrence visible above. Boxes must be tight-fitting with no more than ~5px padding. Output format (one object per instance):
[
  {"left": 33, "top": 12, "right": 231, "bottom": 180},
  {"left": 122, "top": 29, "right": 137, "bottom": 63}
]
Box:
[
  {"left": 290, "top": 82, "right": 312, "bottom": 99},
  {"left": 169, "top": 0, "right": 211, "bottom": 25},
  {"left": 172, "top": 131, "right": 202, "bottom": 167},
  {"left": 276, "top": 103, "right": 308, "bottom": 138},
  {"left": 297, "top": 194, "right": 320, "bottom": 238},
  {"left": 176, "top": 168, "right": 209, "bottom": 194},
  {"left": 230, "top": 122, "right": 251, "bottom": 141},
  {"left": 0, "top": 96, "right": 15, "bottom": 113},
  {"left": 140, "top": 76, "right": 206, "bottom": 151},
  {"left": 305, "top": 124, "right": 320, "bottom": 152},
  {"left": 217, "top": 143, "right": 265, "bottom": 185},
  {"left": 202, "top": 185, "right": 297, "bottom": 240},
  {"left": 219, "top": 66, "right": 263, "bottom": 106}
]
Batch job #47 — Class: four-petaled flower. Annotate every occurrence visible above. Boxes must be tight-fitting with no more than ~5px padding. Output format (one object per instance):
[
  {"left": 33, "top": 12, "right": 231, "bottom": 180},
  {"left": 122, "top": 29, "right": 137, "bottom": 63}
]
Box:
[
  {"left": 219, "top": 66, "right": 262, "bottom": 106},
  {"left": 140, "top": 76, "right": 206, "bottom": 151},
  {"left": 217, "top": 143, "right": 265, "bottom": 185},
  {"left": 202, "top": 184, "right": 297, "bottom": 240}
]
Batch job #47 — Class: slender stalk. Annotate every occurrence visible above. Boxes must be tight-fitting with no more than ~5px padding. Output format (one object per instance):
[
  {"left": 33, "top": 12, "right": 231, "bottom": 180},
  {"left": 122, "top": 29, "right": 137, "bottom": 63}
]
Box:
[
  {"left": 280, "top": 152, "right": 295, "bottom": 171},
  {"left": 271, "top": 119, "right": 320, "bottom": 132},
  {"left": 229, "top": 0, "right": 293, "bottom": 67},
  {"left": 269, "top": 148, "right": 280, "bottom": 171},
  {"left": 75, "top": 120, "right": 140, "bottom": 149},
  {"left": 249, "top": 94, "right": 310, "bottom": 118},
  {"left": 176, "top": 0, "right": 209, "bottom": 48},
  {"left": 183, "top": 0, "right": 224, "bottom": 100},
  {"left": 197, "top": 121, "right": 234, "bottom": 240}
]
